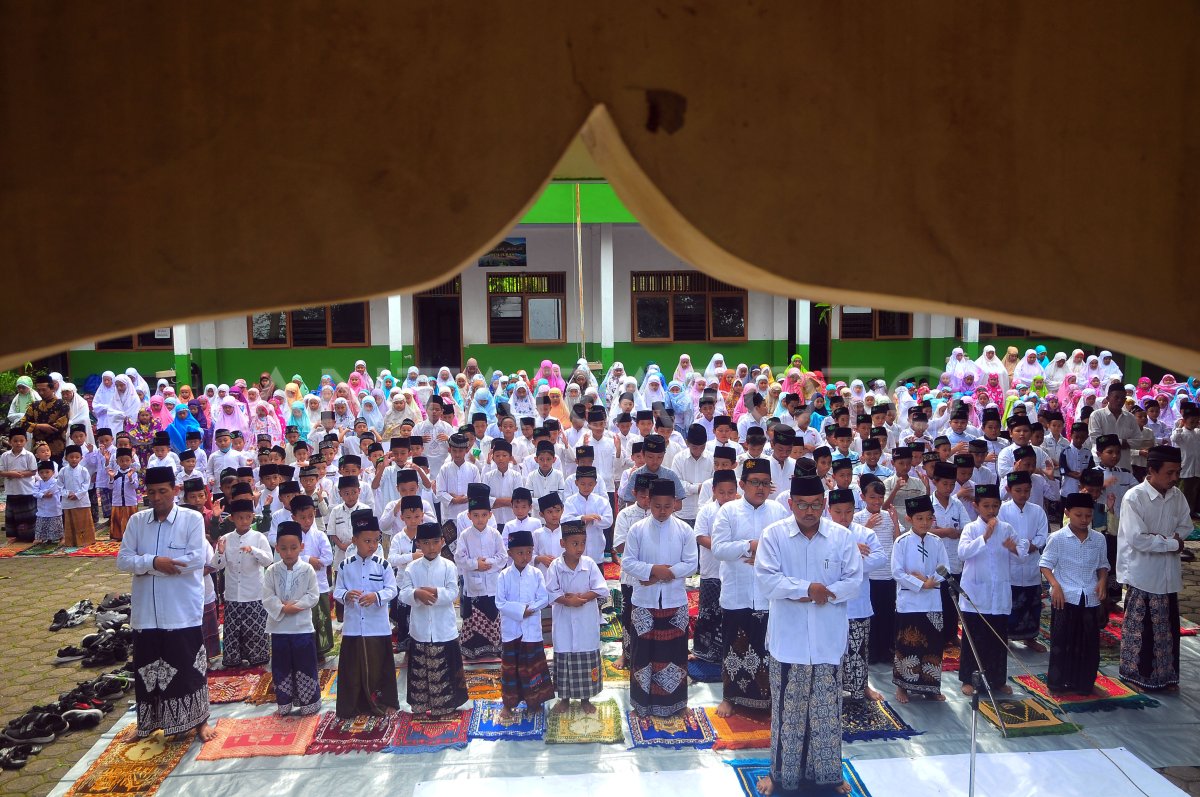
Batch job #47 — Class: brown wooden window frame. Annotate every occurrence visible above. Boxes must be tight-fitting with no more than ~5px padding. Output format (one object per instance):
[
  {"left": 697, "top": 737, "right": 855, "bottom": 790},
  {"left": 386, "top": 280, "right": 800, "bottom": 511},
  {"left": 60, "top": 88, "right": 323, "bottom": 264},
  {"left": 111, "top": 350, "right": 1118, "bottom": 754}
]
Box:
[
  {"left": 96, "top": 328, "right": 175, "bottom": 351},
  {"left": 630, "top": 271, "right": 748, "bottom": 343},
  {"left": 486, "top": 272, "right": 567, "bottom": 345},
  {"left": 246, "top": 302, "right": 372, "bottom": 349},
  {"left": 838, "top": 308, "right": 913, "bottom": 341}
]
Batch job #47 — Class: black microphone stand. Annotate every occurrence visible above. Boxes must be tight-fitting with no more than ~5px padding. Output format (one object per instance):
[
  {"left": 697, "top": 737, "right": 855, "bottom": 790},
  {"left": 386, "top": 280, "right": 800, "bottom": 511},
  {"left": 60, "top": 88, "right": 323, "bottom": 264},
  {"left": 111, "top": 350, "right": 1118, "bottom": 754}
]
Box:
[{"left": 941, "top": 569, "right": 1007, "bottom": 797}]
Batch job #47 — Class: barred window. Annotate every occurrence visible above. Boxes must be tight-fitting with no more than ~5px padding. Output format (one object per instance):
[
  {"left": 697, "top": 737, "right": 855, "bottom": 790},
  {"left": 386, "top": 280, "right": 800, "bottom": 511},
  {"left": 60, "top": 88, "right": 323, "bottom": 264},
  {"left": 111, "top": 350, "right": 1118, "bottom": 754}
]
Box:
[
  {"left": 487, "top": 273, "right": 566, "bottom": 344},
  {"left": 630, "top": 271, "right": 747, "bottom": 342},
  {"left": 248, "top": 303, "right": 370, "bottom": 348}
]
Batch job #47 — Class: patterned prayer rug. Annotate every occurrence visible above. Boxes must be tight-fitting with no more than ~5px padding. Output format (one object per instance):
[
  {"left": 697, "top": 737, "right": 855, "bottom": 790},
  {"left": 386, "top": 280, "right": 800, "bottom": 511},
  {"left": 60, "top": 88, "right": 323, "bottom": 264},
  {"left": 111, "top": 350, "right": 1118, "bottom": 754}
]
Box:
[
  {"left": 16, "top": 541, "right": 67, "bottom": 556},
  {"left": 600, "top": 617, "right": 624, "bottom": 643},
  {"left": 468, "top": 700, "right": 546, "bottom": 740},
  {"left": 206, "top": 673, "right": 262, "bottom": 704},
  {"left": 319, "top": 667, "right": 394, "bottom": 701},
  {"left": 724, "top": 758, "right": 873, "bottom": 797},
  {"left": 382, "top": 710, "right": 470, "bottom": 754},
  {"left": 841, "top": 699, "right": 922, "bottom": 743},
  {"left": 687, "top": 658, "right": 723, "bottom": 683},
  {"left": 601, "top": 561, "right": 621, "bottom": 581},
  {"left": 1103, "top": 609, "right": 1197, "bottom": 639},
  {"left": 249, "top": 669, "right": 335, "bottom": 705},
  {"left": 306, "top": 711, "right": 399, "bottom": 754},
  {"left": 196, "top": 714, "right": 320, "bottom": 760},
  {"left": 941, "top": 645, "right": 961, "bottom": 673},
  {"left": 1013, "top": 673, "right": 1161, "bottom": 712},
  {"left": 465, "top": 668, "right": 503, "bottom": 701},
  {"left": 0, "top": 541, "right": 34, "bottom": 558},
  {"left": 705, "top": 707, "right": 771, "bottom": 750},
  {"left": 627, "top": 707, "right": 715, "bottom": 749},
  {"left": 66, "top": 724, "right": 190, "bottom": 797},
  {"left": 544, "top": 698, "right": 624, "bottom": 744},
  {"left": 687, "top": 589, "right": 699, "bottom": 636},
  {"left": 979, "top": 697, "right": 1080, "bottom": 737},
  {"left": 68, "top": 540, "right": 122, "bottom": 557},
  {"left": 604, "top": 586, "right": 622, "bottom": 616},
  {"left": 601, "top": 654, "right": 629, "bottom": 686}
]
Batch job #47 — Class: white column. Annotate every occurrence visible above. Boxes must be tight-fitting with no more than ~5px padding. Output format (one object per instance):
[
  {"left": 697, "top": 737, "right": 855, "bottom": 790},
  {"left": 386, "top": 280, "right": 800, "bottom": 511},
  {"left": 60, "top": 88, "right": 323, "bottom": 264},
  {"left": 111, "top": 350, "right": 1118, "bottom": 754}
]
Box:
[
  {"left": 795, "top": 299, "right": 811, "bottom": 345},
  {"left": 387, "top": 294, "right": 404, "bottom": 352},
  {"left": 172, "top": 324, "right": 189, "bottom": 356},
  {"left": 963, "top": 317, "right": 979, "bottom": 344},
  {"left": 600, "top": 223, "right": 615, "bottom": 350}
]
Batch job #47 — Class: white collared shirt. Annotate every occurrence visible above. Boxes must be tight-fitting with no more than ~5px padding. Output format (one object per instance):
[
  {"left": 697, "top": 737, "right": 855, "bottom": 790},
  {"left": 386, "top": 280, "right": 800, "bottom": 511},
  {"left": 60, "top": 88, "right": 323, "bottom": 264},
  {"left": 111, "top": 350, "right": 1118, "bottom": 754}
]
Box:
[
  {"left": 1171, "top": 426, "right": 1200, "bottom": 478},
  {"left": 623, "top": 515, "right": 698, "bottom": 609},
  {"left": 57, "top": 463, "right": 91, "bottom": 510},
  {"left": 483, "top": 466, "right": 524, "bottom": 526},
  {"left": 754, "top": 516, "right": 863, "bottom": 665},
  {"left": 213, "top": 529, "right": 273, "bottom": 602},
  {"left": 562, "top": 491, "right": 614, "bottom": 564},
  {"left": 999, "top": 499, "right": 1049, "bottom": 587},
  {"left": 712, "top": 497, "right": 792, "bottom": 610},
  {"left": 612, "top": 504, "right": 649, "bottom": 587},
  {"left": 1116, "top": 480, "right": 1189, "bottom": 595},
  {"left": 300, "top": 526, "right": 334, "bottom": 593},
  {"left": 116, "top": 506, "right": 207, "bottom": 630},
  {"left": 1040, "top": 528, "right": 1109, "bottom": 608},
  {"left": 262, "top": 560, "right": 319, "bottom": 634},
  {"left": 435, "top": 460, "right": 479, "bottom": 524},
  {"left": 456, "top": 526, "right": 506, "bottom": 597},
  {"left": 846, "top": 521, "right": 885, "bottom": 620},
  {"left": 890, "top": 531, "right": 947, "bottom": 613},
  {"left": 671, "top": 450, "right": 714, "bottom": 519},
  {"left": 333, "top": 553, "right": 398, "bottom": 637},
  {"left": 496, "top": 563, "right": 549, "bottom": 642},
  {"left": 399, "top": 554, "right": 460, "bottom": 643},
  {"left": 546, "top": 555, "right": 606, "bottom": 652},
  {"left": 693, "top": 499, "right": 727, "bottom": 580},
  {"left": 957, "top": 517, "right": 1028, "bottom": 615}
]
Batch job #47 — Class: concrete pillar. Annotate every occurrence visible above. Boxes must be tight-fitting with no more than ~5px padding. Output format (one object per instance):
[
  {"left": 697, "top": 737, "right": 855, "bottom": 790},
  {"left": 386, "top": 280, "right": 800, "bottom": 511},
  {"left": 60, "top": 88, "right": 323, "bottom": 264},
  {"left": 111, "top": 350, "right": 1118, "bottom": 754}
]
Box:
[
  {"left": 963, "top": 317, "right": 980, "bottom": 358},
  {"left": 387, "top": 294, "right": 405, "bottom": 374},
  {"left": 599, "top": 222, "right": 615, "bottom": 366},
  {"left": 172, "top": 324, "right": 190, "bottom": 385}
]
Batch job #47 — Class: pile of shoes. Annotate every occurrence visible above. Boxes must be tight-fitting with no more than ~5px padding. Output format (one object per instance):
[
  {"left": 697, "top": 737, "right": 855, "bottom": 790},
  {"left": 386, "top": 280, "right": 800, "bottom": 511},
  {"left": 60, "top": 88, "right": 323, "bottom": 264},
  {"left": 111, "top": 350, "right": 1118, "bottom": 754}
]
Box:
[
  {"left": 54, "top": 593, "right": 132, "bottom": 668},
  {"left": 0, "top": 669, "right": 133, "bottom": 769},
  {"left": 48, "top": 599, "right": 95, "bottom": 632}
]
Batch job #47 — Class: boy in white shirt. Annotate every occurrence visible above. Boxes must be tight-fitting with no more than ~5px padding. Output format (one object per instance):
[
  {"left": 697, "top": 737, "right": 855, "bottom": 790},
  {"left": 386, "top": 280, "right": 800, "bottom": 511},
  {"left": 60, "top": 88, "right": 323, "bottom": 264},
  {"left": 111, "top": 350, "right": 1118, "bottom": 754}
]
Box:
[
  {"left": 1, "top": 428, "right": 38, "bottom": 541},
  {"left": 34, "top": 460, "right": 64, "bottom": 544},
  {"left": 830, "top": 487, "right": 886, "bottom": 701},
  {"left": 146, "top": 432, "right": 180, "bottom": 477},
  {"left": 546, "top": 523, "right": 607, "bottom": 713},
  {"left": 457, "top": 486, "right": 506, "bottom": 661},
  {"left": 525, "top": 440, "right": 566, "bottom": 516},
  {"left": 612, "top": 473, "right": 652, "bottom": 669},
  {"left": 563, "top": 465, "right": 613, "bottom": 564},
  {"left": 691, "top": 469, "right": 737, "bottom": 664},
  {"left": 214, "top": 499, "right": 274, "bottom": 668},
  {"left": 263, "top": 522, "right": 322, "bottom": 716},
  {"left": 496, "top": 529, "right": 554, "bottom": 718},
  {"left": 59, "top": 444, "right": 96, "bottom": 547}
]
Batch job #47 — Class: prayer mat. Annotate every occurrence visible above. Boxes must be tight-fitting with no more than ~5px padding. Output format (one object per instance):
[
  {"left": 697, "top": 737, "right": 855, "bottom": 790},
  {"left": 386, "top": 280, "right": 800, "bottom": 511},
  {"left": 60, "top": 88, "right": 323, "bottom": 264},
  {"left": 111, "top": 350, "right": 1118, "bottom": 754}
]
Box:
[
  {"left": 705, "top": 706, "right": 771, "bottom": 750},
  {"left": 687, "top": 589, "right": 699, "bottom": 636},
  {"left": 1103, "top": 610, "right": 1197, "bottom": 639},
  {"left": 627, "top": 707, "right": 715, "bottom": 749},
  {"left": 468, "top": 700, "right": 546, "bottom": 740},
  {"left": 605, "top": 586, "right": 622, "bottom": 616},
  {"left": 601, "top": 561, "right": 621, "bottom": 581},
  {"left": 841, "top": 699, "right": 922, "bottom": 743},
  {"left": 465, "top": 668, "right": 503, "bottom": 701},
  {"left": 68, "top": 539, "right": 122, "bottom": 557},
  {"left": 600, "top": 616, "right": 623, "bottom": 643},
  {"left": 320, "top": 667, "right": 394, "bottom": 701},
  {"left": 687, "top": 658, "right": 723, "bottom": 683},
  {"left": 0, "top": 541, "right": 33, "bottom": 558},
  {"left": 544, "top": 698, "right": 624, "bottom": 744},
  {"left": 979, "top": 697, "right": 1080, "bottom": 737},
  {"left": 65, "top": 724, "right": 190, "bottom": 797},
  {"left": 1187, "top": 523, "right": 1200, "bottom": 542},
  {"left": 382, "top": 710, "right": 470, "bottom": 754},
  {"left": 941, "top": 645, "right": 961, "bottom": 673},
  {"left": 16, "top": 541, "right": 66, "bottom": 556},
  {"left": 601, "top": 654, "right": 629, "bottom": 686},
  {"left": 248, "top": 669, "right": 335, "bottom": 705},
  {"left": 724, "top": 758, "right": 872, "bottom": 797},
  {"left": 195, "top": 714, "right": 320, "bottom": 760},
  {"left": 206, "top": 673, "right": 262, "bottom": 704},
  {"left": 306, "top": 711, "right": 399, "bottom": 754},
  {"left": 1013, "top": 673, "right": 1161, "bottom": 712}
]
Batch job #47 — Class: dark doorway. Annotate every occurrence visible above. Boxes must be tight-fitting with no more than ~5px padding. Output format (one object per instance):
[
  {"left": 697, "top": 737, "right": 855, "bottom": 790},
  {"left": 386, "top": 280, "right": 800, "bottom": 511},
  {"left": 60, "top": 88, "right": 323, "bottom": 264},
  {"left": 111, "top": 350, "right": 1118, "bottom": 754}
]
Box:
[
  {"left": 415, "top": 278, "right": 462, "bottom": 370},
  {"left": 808, "top": 302, "right": 831, "bottom": 373}
]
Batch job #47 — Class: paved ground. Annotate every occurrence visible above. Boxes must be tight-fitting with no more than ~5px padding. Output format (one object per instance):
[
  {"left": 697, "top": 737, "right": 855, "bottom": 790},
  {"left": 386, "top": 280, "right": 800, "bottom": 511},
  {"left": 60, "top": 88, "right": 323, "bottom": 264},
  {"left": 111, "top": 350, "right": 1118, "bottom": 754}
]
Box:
[{"left": 0, "top": 541, "right": 1198, "bottom": 797}]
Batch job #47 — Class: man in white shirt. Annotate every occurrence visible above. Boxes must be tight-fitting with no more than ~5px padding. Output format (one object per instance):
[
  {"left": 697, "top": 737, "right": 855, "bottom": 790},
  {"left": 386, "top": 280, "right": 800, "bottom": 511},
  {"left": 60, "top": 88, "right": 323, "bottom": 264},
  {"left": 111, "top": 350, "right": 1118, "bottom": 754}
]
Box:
[
  {"left": 116, "top": 466, "right": 216, "bottom": 741},
  {"left": 1116, "top": 446, "right": 1191, "bottom": 691},
  {"left": 711, "top": 458, "right": 790, "bottom": 717},
  {"left": 672, "top": 424, "right": 714, "bottom": 525},
  {"left": 435, "top": 434, "right": 479, "bottom": 527},
  {"left": 621, "top": 478, "right": 698, "bottom": 718},
  {"left": 1087, "top": 383, "right": 1141, "bottom": 470},
  {"left": 754, "top": 474, "right": 862, "bottom": 797},
  {"left": 414, "top": 398, "right": 454, "bottom": 479}
]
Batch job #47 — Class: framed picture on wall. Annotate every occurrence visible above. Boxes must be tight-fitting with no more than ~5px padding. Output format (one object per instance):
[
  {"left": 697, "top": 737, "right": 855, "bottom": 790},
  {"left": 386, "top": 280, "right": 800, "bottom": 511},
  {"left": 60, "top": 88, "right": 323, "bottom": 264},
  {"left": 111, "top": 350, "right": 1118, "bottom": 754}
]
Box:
[{"left": 478, "top": 237, "right": 527, "bottom": 268}]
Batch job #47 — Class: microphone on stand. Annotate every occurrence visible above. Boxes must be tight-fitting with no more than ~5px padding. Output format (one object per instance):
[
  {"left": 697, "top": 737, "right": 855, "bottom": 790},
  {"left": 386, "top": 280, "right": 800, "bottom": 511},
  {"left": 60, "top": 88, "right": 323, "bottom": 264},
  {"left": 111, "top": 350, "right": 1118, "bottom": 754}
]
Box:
[{"left": 935, "top": 564, "right": 966, "bottom": 598}]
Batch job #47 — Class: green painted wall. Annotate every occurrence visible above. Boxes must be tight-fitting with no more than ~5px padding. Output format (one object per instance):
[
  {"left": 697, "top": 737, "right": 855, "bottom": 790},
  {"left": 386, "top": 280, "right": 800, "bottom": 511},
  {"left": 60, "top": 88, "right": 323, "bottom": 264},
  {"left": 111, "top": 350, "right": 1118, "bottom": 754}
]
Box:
[
  {"left": 68, "top": 350, "right": 178, "bottom": 382},
  {"left": 828, "top": 338, "right": 956, "bottom": 385},
  {"left": 520, "top": 183, "right": 638, "bottom": 225}
]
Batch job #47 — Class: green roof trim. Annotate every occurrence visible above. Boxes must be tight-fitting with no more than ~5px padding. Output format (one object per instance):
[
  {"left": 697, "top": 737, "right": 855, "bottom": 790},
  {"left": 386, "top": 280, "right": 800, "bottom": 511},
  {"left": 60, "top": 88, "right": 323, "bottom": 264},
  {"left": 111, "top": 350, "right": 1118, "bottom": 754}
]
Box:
[{"left": 520, "top": 183, "right": 638, "bottom": 224}]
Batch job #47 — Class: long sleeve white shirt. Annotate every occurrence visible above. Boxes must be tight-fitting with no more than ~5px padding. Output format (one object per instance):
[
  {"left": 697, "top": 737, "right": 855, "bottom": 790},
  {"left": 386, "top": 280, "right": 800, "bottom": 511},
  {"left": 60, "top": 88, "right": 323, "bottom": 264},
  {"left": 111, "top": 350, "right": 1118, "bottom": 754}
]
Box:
[
  {"left": 213, "top": 529, "right": 273, "bottom": 602},
  {"left": 890, "top": 531, "right": 948, "bottom": 613},
  {"left": 932, "top": 494, "right": 968, "bottom": 573},
  {"left": 262, "top": 560, "right": 319, "bottom": 634},
  {"left": 57, "top": 464, "right": 91, "bottom": 510},
  {"left": 754, "top": 516, "right": 863, "bottom": 665},
  {"left": 846, "top": 521, "right": 886, "bottom": 619},
  {"left": 399, "top": 555, "right": 460, "bottom": 643},
  {"left": 483, "top": 466, "right": 524, "bottom": 527},
  {"left": 333, "top": 553, "right": 398, "bottom": 637},
  {"left": 436, "top": 460, "right": 479, "bottom": 524},
  {"left": 116, "top": 506, "right": 207, "bottom": 630},
  {"left": 533, "top": 524, "right": 563, "bottom": 579},
  {"left": 999, "top": 500, "right": 1049, "bottom": 587},
  {"left": 671, "top": 450, "right": 714, "bottom": 520},
  {"left": 562, "top": 491, "right": 614, "bottom": 564},
  {"left": 525, "top": 468, "right": 567, "bottom": 516},
  {"left": 496, "top": 564, "right": 549, "bottom": 642},
  {"left": 1116, "top": 480, "right": 1190, "bottom": 595},
  {"left": 1171, "top": 426, "right": 1200, "bottom": 478},
  {"left": 413, "top": 420, "right": 454, "bottom": 477},
  {"left": 693, "top": 499, "right": 726, "bottom": 580},
  {"left": 300, "top": 526, "right": 334, "bottom": 593},
  {"left": 997, "top": 443, "right": 1050, "bottom": 480},
  {"left": 378, "top": 497, "right": 438, "bottom": 537},
  {"left": 711, "top": 497, "right": 792, "bottom": 610},
  {"left": 623, "top": 515, "right": 699, "bottom": 609},
  {"left": 545, "top": 555, "right": 607, "bottom": 652},
  {"left": 456, "top": 526, "right": 506, "bottom": 597},
  {"left": 326, "top": 501, "right": 373, "bottom": 570},
  {"left": 957, "top": 518, "right": 1028, "bottom": 615},
  {"left": 853, "top": 507, "right": 898, "bottom": 581},
  {"left": 613, "top": 504, "right": 650, "bottom": 587},
  {"left": 1087, "top": 407, "right": 1141, "bottom": 470}
]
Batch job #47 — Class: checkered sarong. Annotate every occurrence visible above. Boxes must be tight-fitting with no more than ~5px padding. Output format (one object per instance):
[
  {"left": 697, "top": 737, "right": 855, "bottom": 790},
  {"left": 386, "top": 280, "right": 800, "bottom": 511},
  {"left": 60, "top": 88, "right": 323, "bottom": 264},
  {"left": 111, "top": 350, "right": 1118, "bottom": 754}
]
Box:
[{"left": 554, "top": 650, "right": 603, "bottom": 699}]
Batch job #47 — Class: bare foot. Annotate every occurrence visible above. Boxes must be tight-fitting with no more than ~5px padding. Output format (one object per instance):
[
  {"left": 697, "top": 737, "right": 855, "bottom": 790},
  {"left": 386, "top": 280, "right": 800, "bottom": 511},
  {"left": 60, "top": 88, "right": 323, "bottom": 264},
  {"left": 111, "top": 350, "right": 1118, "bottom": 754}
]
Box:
[
  {"left": 580, "top": 699, "right": 597, "bottom": 714},
  {"left": 1022, "top": 640, "right": 1048, "bottom": 653},
  {"left": 864, "top": 685, "right": 883, "bottom": 701},
  {"left": 835, "top": 780, "right": 852, "bottom": 794},
  {"left": 998, "top": 685, "right": 1013, "bottom": 695},
  {"left": 613, "top": 656, "right": 626, "bottom": 670},
  {"left": 756, "top": 775, "right": 774, "bottom": 796},
  {"left": 197, "top": 722, "right": 217, "bottom": 742},
  {"left": 928, "top": 692, "right": 947, "bottom": 702},
  {"left": 895, "top": 687, "right": 910, "bottom": 704},
  {"left": 961, "top": 684, "right": 975, "bottom": 696},
  {"left": 499, "top": 707, "right": 514, "bottom": 721},
  {"left": 551, "top": 700, "right": 570, "bottom": 714},
  {"left": 716, "top": 699, "right": 737, "bottom": 718}
]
